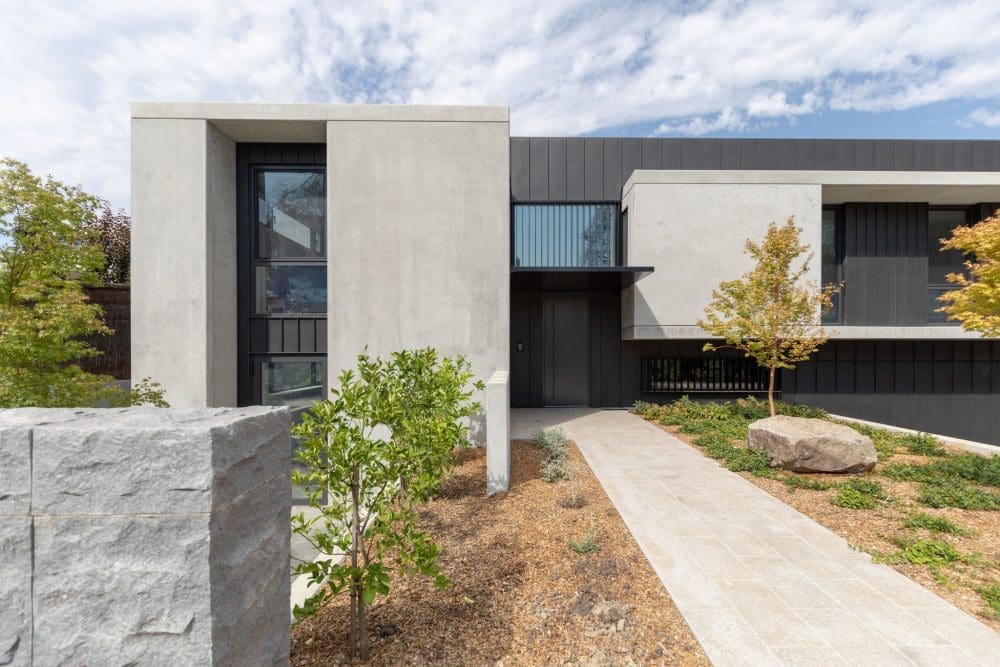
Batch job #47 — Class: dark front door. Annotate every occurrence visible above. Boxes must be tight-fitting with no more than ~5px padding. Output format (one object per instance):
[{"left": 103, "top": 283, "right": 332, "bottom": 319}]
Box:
[{"left": 543, "top": 294, "right": 590, "bottom": 406}]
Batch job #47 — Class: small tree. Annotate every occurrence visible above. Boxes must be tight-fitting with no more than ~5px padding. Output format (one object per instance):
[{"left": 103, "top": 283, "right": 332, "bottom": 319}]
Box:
[
  {"left": 0, "top": 158, "right": 166, "bottom": 407},
  {"left": 89, "top": 206, "right": 131, "bottom": 284},
  {"left": 936, "top": 208, "right": 1000, "bottom": 336},
  {"left": 698, "top": 217, "right": 840, "bottom": 416},
  {"left": 291, "top": 349, "right": 483, "bottom": 660}
]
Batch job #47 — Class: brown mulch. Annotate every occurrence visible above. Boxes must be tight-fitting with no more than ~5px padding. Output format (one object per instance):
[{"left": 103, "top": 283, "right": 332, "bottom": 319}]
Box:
[
  {"left": 291, "top": 440, "right": 709, "bottom": 666},
  {"left": 654, "top": 421, "right": 1000, "bottom": 630}
]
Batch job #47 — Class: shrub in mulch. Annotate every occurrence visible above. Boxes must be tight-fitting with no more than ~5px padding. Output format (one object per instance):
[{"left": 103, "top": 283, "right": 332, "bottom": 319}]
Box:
[{"left": 290, "top": 441, "right": 708, "bottom": 666}]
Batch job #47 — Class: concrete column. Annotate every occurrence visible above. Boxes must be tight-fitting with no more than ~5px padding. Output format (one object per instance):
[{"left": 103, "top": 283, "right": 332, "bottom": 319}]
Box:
[
  {"left": 486, "top": 371, "right": 510, "bottom": 495},
  {"left": 325, "top": 111, "right": 510, "bottom": 440},
  {"left": 0, "top": 407, "right": 291, "bottom": 666},
  {"left": 131, "top": 119, "right": 237, "bottom": 407}
]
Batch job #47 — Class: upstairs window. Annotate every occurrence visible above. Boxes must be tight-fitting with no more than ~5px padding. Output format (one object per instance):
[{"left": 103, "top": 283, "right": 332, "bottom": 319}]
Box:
[
  {"left": 927, "top": 208, "right": 968, "bottom": 324},
  {"left": 252, "top": 168, "right": 327, "bottom": 316},
  {"left": 821, "top": 207, "right": 843, "bottom": 324},
  {"left": 513, "top": 203, "right": 619, "bottom": 267}
]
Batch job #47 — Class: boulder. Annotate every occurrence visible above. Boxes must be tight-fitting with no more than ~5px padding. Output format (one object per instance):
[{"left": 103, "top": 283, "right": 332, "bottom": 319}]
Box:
[{"left": 748, "top": 416, "right": 877, "bottom": 473}]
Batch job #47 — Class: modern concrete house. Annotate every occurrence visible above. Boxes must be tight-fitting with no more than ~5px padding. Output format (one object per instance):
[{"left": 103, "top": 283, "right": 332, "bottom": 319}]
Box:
[{"left": 132, "top": 103, "right": 1000, "bottom": 445}]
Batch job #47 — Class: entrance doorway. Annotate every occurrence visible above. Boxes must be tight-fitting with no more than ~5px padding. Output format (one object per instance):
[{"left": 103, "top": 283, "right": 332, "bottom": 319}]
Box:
[{"left": 543, "top": 294, "right": 590, "bottom": 406}]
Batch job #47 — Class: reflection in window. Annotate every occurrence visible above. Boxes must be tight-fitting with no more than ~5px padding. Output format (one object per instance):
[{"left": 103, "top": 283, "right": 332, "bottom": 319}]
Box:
[
  {"left": 262, "top": 360, "right": 324, "bottom": 422},
  {"left": 927, "top": 209, "right": 967, "bottom": 323},
  {"left": 821, "top": 208, "right": 841, "bottom": 324},
  {"left": 513, "top": 204, "right": 619, "bottom": 267},
  {"left": 256, "top": 170, "right": 325, "bottom": 258},
  {"left": 254, "top": 265, "right": 327, "bottom": 315}
]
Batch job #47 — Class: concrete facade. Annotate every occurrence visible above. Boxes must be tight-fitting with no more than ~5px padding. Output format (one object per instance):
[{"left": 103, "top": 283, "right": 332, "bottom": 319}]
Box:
[
  {"left": 326, "top": 111, "right": 510, "bottom": 405},
  {"left": 622, "top": 176, "right": 822, "bottom": 338},
  {"left": 0, "top": 407, "right": 292, "bottom": 666},
  {"left": 131, "top": 118, "right": 237, "bottom": 407}
]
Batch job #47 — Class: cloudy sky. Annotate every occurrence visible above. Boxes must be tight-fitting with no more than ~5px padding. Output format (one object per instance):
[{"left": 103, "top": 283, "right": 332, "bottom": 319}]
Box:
[{"left": 3, "top": 0, "right": 1000, "bottom": 210}]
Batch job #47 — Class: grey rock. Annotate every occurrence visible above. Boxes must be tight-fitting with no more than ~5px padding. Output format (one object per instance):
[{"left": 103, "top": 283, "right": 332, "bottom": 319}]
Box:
[
  {"left": 748, "top": 416, "right": 877, "bottom": 473},
  {"left": 0, "top": 428, "right": 30, "bottom": 516},
  {"left": 0, "top": 518, "right": 31, "bottom": 667},
  {"left": 31, "top": 406, "right": 291, "bottom": 515},
  {"left": 7, "top": 406, "right": 293, "bottom": 665},
  {"left": 0, "top": 408, "right": 93, "bottom": 516},
  {"left": 32, "top": 514, "right": 213, "bottom": 665}
]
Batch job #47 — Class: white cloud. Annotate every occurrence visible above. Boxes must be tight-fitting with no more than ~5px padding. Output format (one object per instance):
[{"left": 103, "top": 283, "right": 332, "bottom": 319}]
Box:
[
  {"left": 964, "top": 107, "right": 1000, "bottom": 127},
  {"left": 2, "top": 1, "right": 1000, "bottom": 209},
  {"left": 654, "top": 108, "right": 747, "bottom": 136}
]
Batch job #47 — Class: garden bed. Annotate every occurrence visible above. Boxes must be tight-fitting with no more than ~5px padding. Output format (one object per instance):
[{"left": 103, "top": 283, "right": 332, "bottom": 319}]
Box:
[
  {"left": 634, "top": 398, "right": 1000, "bottom": 630},
  {"left": 291, "top": 439, "right": 708, "bottom": 666}
]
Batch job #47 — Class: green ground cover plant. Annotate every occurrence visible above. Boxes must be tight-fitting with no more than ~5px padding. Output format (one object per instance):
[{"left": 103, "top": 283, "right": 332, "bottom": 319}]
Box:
[
  {"left": 534, "top": 427, "right": 570, "bottom": 482},
  {"left": 917, "top": 479, "right": 1000, "bottom": 511},
  {"left": 980, "top": 584, "right": 1000, "bottom": 620},
  {"left": 903, "top": 513, "right": 971, "bottom": 536}
]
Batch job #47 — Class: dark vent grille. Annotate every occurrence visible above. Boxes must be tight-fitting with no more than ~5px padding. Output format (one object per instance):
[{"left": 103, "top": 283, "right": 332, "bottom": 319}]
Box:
[{"left": 641, "top": 357, "right": 773, "bottom": 393}]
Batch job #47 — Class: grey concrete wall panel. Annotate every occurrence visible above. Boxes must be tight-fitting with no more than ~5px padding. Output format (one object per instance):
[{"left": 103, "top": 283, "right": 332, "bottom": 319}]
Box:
[
  {"left": 132, "top": 118, "right": 237, "bottom": 408},
  {"left": 0, "top": 407, "right": 292, "bottom": 666},
  {"left": 622, "top": 179, "right": 821, "bottom": 333},
  {"left": 511, "top": 138, "right": 1000, "bottom": 203},
  {"left": 327, "top": 114, "right": 510, "bottom": 424}
]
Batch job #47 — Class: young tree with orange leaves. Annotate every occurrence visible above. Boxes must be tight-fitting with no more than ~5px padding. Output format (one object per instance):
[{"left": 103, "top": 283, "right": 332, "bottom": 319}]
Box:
[
  {"left": 698, "top": 217, "right": 842, "bottom": 416},
  {"left": 936, "top": 209, "right": 1000, "bottom": 337}
]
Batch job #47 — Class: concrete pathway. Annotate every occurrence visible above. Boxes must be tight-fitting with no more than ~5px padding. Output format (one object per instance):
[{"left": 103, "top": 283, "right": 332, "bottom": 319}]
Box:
[{"left": 512, "top": 409, "right": 1000, "bottom": 666}]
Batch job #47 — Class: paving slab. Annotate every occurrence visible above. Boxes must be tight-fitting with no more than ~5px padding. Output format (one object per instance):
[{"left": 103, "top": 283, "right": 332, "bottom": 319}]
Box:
[{"left": 512, "top": 409, "right": 1000, "bottom": 667}]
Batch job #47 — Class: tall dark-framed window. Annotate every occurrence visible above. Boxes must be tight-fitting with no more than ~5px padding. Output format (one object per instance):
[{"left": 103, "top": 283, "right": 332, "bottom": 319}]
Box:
[
  {"left": 252, "top": 167, "right": 327, "bottom": 316},
  {"left": 236, "top": 143, "right": 327, "bottom": 411},
  {"left": 927, "top": 207, "right": 969, "bottom": 324},
  {"left": 512, "top": 203, "right": 620, "bottom": 267},
  {"left": 821, "top": 206, "right": 844, "bottom": 324}
]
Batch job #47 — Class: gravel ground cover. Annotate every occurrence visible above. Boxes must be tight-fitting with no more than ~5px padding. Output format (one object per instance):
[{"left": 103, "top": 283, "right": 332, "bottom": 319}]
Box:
[{"left": 291, "top": 439, "right": 709, "bottom": 666}]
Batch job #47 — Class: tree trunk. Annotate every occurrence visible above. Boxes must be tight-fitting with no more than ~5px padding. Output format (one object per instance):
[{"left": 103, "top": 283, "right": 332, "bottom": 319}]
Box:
[
  {"left": 767, "top": 366, "right": 776, "bottom": 417},
  {"left": 349, "top": 465, "right": 371, "bottom": 660}
]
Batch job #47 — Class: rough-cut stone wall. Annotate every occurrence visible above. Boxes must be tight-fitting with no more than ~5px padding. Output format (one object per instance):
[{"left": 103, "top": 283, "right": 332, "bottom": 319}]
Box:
[{"left": 0, "top": 407, "right": 292, "bottom": 666}]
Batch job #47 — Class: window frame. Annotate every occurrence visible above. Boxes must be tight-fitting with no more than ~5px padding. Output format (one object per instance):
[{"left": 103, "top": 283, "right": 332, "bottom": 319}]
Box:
[
  {"left": 510, "top": 201, "right": 622, "bottom": 268},
  {"left": 250, "top": 166, "right": 328, "bottom": 318},
  {"left": 926, "top": 206, "right": 971, "bottom": 325},
  {"left": 821, "top": 205, "right": 845, "bottom": 325}
]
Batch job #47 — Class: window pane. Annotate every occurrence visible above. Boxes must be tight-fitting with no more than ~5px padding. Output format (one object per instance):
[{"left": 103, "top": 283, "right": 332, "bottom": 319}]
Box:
[
  {"left": 256, "top": 170, "right": 325, "bottom": 258},
  {"left": 928, "top": 287, "right": 956, "bottom": 324},
  {"left": 821, "top": 209, "right": 840, "bottom": 324},
  {"left": 928, "top": 209, "right": 966, "bottom": 285},
  {"left": 254, "top": 265, "right": 326, "bottom": 315},
  {"left": 513, "top": 204, "right": 618, "bottom": 267},
  {"left": 262, "top": 360, "right": 324, "bottom": 421}
]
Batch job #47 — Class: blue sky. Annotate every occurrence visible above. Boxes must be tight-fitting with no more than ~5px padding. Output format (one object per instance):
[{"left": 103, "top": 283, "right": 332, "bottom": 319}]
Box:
[{"left": 2, "top": 1, "right": 1000, "bottom": 210}]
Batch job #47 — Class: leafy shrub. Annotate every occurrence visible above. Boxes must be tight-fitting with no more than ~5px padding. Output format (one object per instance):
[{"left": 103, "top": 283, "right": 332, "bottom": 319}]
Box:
[
  {"left": 901, "top": 432, "right": 948, "bottom": 457},
  {"left": 881, "top": 462, "right": 940, "bottom": 484},
  {"left": 898, "top": 539, "right": 962, "bottom": 566},
  {"left": 903, "top": 513, "right": 970, "bottom": 536},
  {"left": 291, "top": 349, "right": 482, "bottom": 659},
  {"left": 917, "top": 479, "right": 1000, "bottom": 511},
  {"left": 784, "top": 474, "right": 834, "bottom": 492}
]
